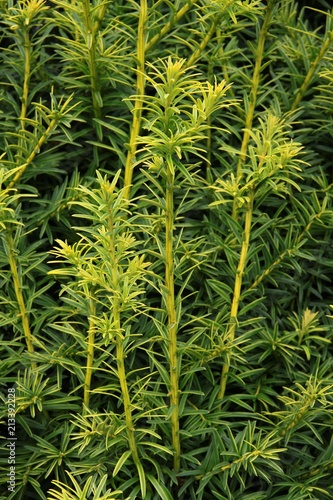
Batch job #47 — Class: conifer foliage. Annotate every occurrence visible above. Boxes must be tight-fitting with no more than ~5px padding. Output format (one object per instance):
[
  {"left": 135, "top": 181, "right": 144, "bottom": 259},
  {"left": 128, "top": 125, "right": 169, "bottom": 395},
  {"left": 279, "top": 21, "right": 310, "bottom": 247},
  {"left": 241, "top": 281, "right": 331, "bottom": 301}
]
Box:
[{"left": 1, "top": 1, "right": 333, "bottom": 498}]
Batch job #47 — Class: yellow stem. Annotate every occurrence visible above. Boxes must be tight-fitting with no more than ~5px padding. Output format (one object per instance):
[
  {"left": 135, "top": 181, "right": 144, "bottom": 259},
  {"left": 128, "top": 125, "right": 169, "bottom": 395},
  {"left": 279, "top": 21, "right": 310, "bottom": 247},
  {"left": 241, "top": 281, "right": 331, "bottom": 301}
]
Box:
[
  {"left": 237, "top": 2, "right": 273, "bottom": 174},
  {"left": 123, "top": 0, "right": 147, "bottom": 201},
  {"left": 107, "top": 207, "right": 139, "bottom": 465},
  {"left": 72, "top": 0, "right": 80, "bottom": 41},
  {"left": 278, "top": 397, "right": 313, "bottom": 438},
  {"left": 249, "top": 208, "right": 326, "bottom": 290},
  {"left": 8, "top": 118, "right": 57, "bottom": 189},
  {"left": 186, "top": 14, "right": 221, "bottom": 69},
  {"left": 15, "top": 26, "right": 31, "bottom": 168},
  {"left": 291, "top": 31, "right": 333, "bottom": 113},
  {"left": 286, "top": 33, "right": 333, "bottom": 200},
  {"left": 6, "top": 27, "right": 34, "bottom": 369},
  {"left": 302, "top": 461, "right": 333, "bottom": 480},
  {"left": 216, "top": 28, "right": 237, "bottom": 105},
  {"left": 206, "top": 61, "right": 213, "bottom": 182},
  {"left": 115, "top": 302, "right": 140, "bottom": 464},
  {"left": 218, "top": 189, "right": 254, "bottom": 400},
  {"left": 81, "top": 0, "right": 104, "bottom": 130},
  {"left": 165, "top": 155, "right": 180, "bottom": 471},
  {"left": 83, "top": 296, "right": 96, "bottom": 408},
  {"left": 8, "top": 236, "right": 36, "bottom": 370},
  {"left": 146, "top": 0, "right": 197, "bottom": 52},
  {"left": 249, "top": 248, "right": 291, "bottom": 290},
  {"left": 186, "top": 0, "right": 235, "bottom": 70},
  {"left": 232, "top": 1, "right": 274, "bottom": 219},
  {"left": 196, "top": 447, "right": 269, "bottom": 480},
  {"left": 20, "top": 30, "right": 30, "bottom": 130}
]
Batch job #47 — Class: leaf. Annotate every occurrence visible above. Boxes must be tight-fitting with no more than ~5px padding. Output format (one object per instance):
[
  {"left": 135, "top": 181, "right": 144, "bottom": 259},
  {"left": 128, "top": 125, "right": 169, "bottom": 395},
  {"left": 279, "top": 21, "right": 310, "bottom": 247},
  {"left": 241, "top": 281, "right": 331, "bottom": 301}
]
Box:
[
  {"left": 137, "top": 461, "right": 147, "bottom": 499},
  {"left": 113, "top": 450, "right": 132, "bottom": 477},
  {"left": 147, "top": 474, "right": 174, "bottom": 500}
]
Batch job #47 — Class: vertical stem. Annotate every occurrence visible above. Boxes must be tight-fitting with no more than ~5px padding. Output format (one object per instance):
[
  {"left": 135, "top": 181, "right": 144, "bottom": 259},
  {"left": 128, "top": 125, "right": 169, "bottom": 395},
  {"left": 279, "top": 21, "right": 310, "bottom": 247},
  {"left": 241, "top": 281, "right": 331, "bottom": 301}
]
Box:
[
  {"left": 20, "top": 30, "right": 30, "bottom": 133},
  {"left": 206, "top": 60, "right": 213, "bottom": 183},
  {"left": 83, "top": 295, "right": 96, "bottom": 408},
  {"left": 218, "top": 189, "right": 254, "bottom": 400},
  {"left": 217, "top": 28, "right": 236, "bottom": 104},
  {"left": 72, "top": 0, "right": 80, "bottom": 41},
  {"left": 7, "top": 235, "right": 37, "bottom": 370},
  {"left": 81, "top": 0, "right": 104, "bottom": 137},
  {"left": 232, "top": 1, "right": 273, "bottom": 218},
  {"left": 7, "top": 24, "right": 33, "bottom": 370},
  {"left": 114, "top": 302, "right": 140, "bottom": 464},
  {"left": 123, "top": 0, "right": 147, "bottom": 201},
  {"left": 165, "top": 155, "right": 180, "bottom": 471},
  {"left": 107, "top": 209, "right": 140, "bottom": 465},
  {"left": 15, "top": 25, "right": 31, "bottom": 166}
]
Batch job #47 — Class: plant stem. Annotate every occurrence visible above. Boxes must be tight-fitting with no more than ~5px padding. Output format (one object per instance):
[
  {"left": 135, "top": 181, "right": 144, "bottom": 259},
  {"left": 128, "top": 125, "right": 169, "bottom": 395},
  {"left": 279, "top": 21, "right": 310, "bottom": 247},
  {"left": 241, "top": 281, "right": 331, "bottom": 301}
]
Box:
[
  {"left": 114, "top": 301, "right": 140, "bottom": 464},
  {"left": 107, "top": 207, "right": 140, "bottom": 466},
  {"left": 186, "top": 0, "right": 235, "bottom": 70},
  {"left": 7, "top": 26, "right": 34, "bottom": 370},
  {"left": 301, "top": 462, "right": 333, "bottom": 480},
  {"left": 232, "top": 0, "right": 273, "bottom": 218},
  {"left": 165, "top": 154, "right": 181, "bottom": 471},
  {"left": 81, "top": 0, "right": 104, "bottom": 136},
  {"left": 186, "top": 14, "right": 222, "bottom": 69},
  {"left": 123, "top": 0, "right": 147, "bottom": 201},
  {"left": 249, "top": 247, "right": 294, "bottom": 291},
  {"left": 124, "top": 0, "right": 199, "bottom": 200},
  {"left": 195, "top": 443, "right": 279, "bottom": 480},
  {"left": 249, "top": 203, "right": 327, "bottom": 290},
  {"left": 218, "top": 188, "right": 254, "bottom": 400},
  {"left": 206, "top": 60, "right": 213, "bottom": 182},
  {"left": 14, "top": 24, "right": 31, "bottom": 168},
  {"left": 7, "top": 235, "right": 36, "bottom": 370},
  {"left": 216, "top": 28, "right": 237, "bottom": 108},
  {"left": 83, "top": 295, "right": 96, "bottom": 408},
  {"left": 20, "top": 29, "right": 30, "bottom": 133},
  {"left": 291, "top": 31, "right": 333, "bottom": 112},
  {"left": 146, "top": 0, "right": 197, "bottom": 52},
  {"left": 8, "top": 118, "right": 57, "bottom": 189}
]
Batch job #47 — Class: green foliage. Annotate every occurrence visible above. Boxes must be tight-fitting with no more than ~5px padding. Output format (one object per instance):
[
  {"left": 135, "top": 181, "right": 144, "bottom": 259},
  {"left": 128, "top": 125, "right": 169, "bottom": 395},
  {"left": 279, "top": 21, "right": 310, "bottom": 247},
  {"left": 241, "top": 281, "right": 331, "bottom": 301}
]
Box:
[{"left": 1, "top": 0, "right": 333, "bottom": 498}]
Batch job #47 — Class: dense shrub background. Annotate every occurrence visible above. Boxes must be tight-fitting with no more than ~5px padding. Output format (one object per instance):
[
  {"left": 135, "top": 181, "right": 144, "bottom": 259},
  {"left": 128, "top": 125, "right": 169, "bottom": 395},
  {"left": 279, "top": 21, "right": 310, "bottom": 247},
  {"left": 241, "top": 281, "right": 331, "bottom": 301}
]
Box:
[{"left": 1, "top": 1, "right": 333, "bottom": 498}]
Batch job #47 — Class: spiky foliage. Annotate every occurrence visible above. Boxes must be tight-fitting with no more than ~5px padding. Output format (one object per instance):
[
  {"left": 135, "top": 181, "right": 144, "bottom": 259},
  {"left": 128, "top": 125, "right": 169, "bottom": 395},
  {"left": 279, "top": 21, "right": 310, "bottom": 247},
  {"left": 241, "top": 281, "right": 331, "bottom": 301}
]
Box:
[{"left": 0, "top": 1, "right": 333, "bottom": 499}]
